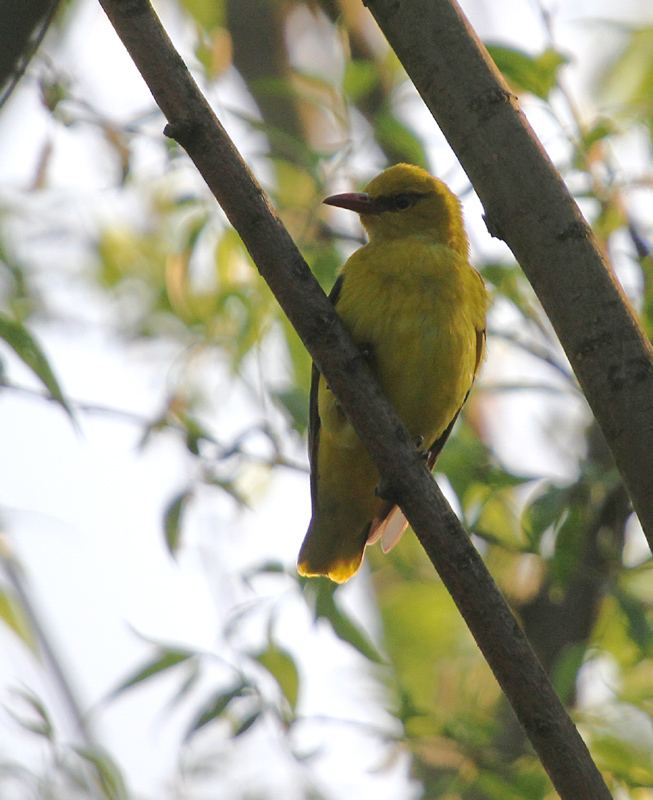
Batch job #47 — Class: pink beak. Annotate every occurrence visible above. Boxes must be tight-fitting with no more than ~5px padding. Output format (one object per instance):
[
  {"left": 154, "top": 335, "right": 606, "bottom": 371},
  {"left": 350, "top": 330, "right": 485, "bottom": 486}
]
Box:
[{"left": 323, "top": 192, "right": 381, "bottom": 215}]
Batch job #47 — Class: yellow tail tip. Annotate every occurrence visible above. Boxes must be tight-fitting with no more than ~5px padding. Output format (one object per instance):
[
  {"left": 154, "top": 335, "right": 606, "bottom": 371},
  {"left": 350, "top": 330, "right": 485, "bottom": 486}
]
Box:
[{"left": 297, "top": 556, "right": 362, "bottom": 584}]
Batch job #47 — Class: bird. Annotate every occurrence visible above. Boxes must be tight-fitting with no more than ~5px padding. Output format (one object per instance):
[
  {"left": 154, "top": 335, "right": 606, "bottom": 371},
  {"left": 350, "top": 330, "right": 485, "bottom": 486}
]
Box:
[{"left": 297, "top": 163, "right": 488, "bottom": 583}]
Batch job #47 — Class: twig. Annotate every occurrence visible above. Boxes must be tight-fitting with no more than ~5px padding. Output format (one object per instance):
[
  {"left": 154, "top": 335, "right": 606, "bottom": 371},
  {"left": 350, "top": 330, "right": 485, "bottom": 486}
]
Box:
[
  {"left": 0, "top": 380, "right": 307, "bottom": 472},
  {"left": 96, "top": 1, "right": 613, "bottom": 797},
  {"left": 0, "top": 547, "right": 96, "bottom": 747}
]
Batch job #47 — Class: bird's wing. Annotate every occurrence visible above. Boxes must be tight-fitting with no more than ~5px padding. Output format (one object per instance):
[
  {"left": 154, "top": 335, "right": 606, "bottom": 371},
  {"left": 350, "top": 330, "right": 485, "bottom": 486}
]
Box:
[
  {"left": 368, "top": 324, "right": 486, "bottom": 553},
  {"left": 308, "top": 275, "right": 344, "bottom": 511},
  {"left": 425, "top": 325, "right": 485, "bottom": 467}
]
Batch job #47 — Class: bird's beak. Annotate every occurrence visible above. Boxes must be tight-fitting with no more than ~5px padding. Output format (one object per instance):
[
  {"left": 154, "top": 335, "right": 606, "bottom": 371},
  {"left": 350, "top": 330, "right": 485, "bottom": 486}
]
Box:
[{"left": 323, "top": 192, "right": 380, "bottom": 215}]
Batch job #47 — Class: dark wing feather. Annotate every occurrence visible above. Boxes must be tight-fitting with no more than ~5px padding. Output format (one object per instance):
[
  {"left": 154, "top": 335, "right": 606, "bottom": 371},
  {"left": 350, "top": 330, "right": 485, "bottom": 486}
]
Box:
[
  {"left": 426, "top": 325, "right": 485, "bottom": 466},
  {"left": 308, "top": 275, "right": 345, "bottom": 510}
]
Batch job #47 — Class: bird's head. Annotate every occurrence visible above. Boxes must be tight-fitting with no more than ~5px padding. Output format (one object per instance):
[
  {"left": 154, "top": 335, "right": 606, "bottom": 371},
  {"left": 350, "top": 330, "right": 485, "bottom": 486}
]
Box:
[{"left": 323, "top": 163, "right": 468, "bottom": 255}]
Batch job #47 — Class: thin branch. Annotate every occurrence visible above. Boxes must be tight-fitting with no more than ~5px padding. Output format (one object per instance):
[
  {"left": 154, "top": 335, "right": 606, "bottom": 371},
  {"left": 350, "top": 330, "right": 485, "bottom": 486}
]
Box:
[
  {"left": 490, "top": 329, "right": 577, "bottom": 384},
  {"left": 1, "top": 549, "right": 96, "bottom": 747},
  {"left": 364, "top": 0, "right": 653, "bottom": 550},
  {"left": 0, "top": 380, "right": 307, "bottom": 472},
  {"left": 97, "top": 1, "right": 612, "bottom": 797}
]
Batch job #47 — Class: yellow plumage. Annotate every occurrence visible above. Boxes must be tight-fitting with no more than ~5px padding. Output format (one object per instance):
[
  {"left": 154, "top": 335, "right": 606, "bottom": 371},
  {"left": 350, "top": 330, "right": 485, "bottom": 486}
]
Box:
[{"left": 298, "top": 164, "right": 488, "bottom": 583}]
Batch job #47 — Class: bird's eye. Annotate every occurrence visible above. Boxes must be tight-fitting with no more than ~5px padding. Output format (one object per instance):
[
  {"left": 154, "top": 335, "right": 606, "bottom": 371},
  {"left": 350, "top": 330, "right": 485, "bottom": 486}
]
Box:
[{"left": 393, "top": 194, "right": 413, "bottom": 211}]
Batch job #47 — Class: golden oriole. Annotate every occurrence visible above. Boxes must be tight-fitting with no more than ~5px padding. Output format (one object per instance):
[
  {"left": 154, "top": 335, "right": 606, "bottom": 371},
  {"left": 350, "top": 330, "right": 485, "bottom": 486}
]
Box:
[{"left": 298, "top": 163, "right": 487, "bottom": 583}]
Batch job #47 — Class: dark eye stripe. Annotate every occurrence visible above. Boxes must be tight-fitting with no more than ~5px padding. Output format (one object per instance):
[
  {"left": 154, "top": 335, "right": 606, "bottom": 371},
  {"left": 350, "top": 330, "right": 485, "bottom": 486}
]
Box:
[{"left": 373, "top": 192, "right": 429, "bottom": 212}]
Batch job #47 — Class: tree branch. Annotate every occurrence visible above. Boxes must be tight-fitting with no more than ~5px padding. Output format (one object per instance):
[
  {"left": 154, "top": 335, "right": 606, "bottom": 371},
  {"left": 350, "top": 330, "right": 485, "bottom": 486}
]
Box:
[
  {"left": 97, "top": 1, "right": 612, "bottom": 797},
  {"left": 364, "top": 0, "right": 653, "bottom": 547}
]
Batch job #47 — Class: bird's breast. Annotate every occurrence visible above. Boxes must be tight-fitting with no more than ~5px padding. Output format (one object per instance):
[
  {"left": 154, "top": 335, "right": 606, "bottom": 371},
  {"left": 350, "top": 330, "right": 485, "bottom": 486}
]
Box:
[{"left": 335, "top": 240, "right": 482, "bottom": 444}]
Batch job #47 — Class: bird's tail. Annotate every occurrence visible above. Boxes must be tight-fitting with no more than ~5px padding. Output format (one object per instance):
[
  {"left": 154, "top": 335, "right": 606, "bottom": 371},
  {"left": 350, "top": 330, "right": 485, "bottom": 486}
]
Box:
[{"left": 297, "top": 515, "right": 371, "bottom": 583}]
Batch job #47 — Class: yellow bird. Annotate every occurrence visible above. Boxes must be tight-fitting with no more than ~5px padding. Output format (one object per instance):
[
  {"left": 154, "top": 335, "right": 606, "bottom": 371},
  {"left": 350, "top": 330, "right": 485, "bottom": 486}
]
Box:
[{"left": 298, "top": 164, "right": 487, "bottom": 583}]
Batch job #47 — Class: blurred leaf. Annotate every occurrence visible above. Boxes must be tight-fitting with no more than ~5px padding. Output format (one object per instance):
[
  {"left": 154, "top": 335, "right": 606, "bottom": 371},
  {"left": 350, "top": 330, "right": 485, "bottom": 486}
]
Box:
[
  {"left": 253, "top": 641, "right": 299, "bottom": 711},
  {"left": 475, "top": 764, "right": 549, "bottom": 800},
  {"left": 96, "top": 227, "right": 165, "bottom": 290},
  {"left": 7, "top": 689, "right": 54, "bottom": 739},
  {"left": 548, "top": 488, "right": 590, "bottom": 587},
  {"left": 216, "top": 227, "right": 250, "bottom": 287},
  {"left": 272, "top": 159, "right": 318, "bottom": 210},
  {"left": 471, "top": 486, "right": 524, "bottom": 549},
  {"left": 233, "top": 708, "right": 262, "bottom": 737},
  {"left": 229, "top": 105, "right": 322, "bottom": 173},
  {"left": 592, "top": 729, "right": 653, "bottom": 784},
  {"left": 573, "top": 117, "right": 617, "bottom": 169},
  {"left": 163, "top": 490, "right": 193, "bottom": 555},
  {"left": 110, "top": 648, "right": 196, "bottom": 697},
  {"left": 521, "top": 484, "right": 571, "bottom": 550},
  {"left": 593, "top": 594, "right": 641, "bottom": 667},
  {"left": 74, "top": 746, "right": 129, "bottom": 800},
  {"left": 0, "top": 585, "right": 35, "bottom": 650},
  {"left": 186, "top": 680, "right": 250, "bottom": 739},
  {"left": 303, "top": 577, "right": 384, "bottom": 664},
  {"left": 272, "top": 387, "right": 309, "bottom": 435},
  {"left": 179, "top": 413, "right": 213, "bottom": 455},
  {"left": 550, "top": 642, "right": 586, "bottom": 701},
  {"left": 373, "top": 111, "right": 428, "bottom": 168},
  {"left": 164, "top": 656, "right": 202, "bottom": 712},
  {"left": 639, "top": 254, "right": 653, "bottom": 338},
  {"left": 343, "top": 60, "right": 379, "bottom": 101},
  {"left": 614, "top": 586, "right": 653, "bottom": 652},
  {"left": 486, "top": 45, "right": 568, "bottom": 99},
  {"left": 378, "top": 581, "right": 475, "bottom": 717},
  {"left": 280, "top": 312, "right": 313, "bottom": 391},
  {"left": 206, "top": 475, "right": 249, "bottom": 507},
  {"left": 593, "top": 195, "right": 628, "bottom": 244},
  {"left": 436, "top": 422, "right": 528, "bottom": 527},
  {"left": 482, "top": 262, "right": 548, "bottom": 331},
  {"left": 0, "top": 314, "right": 74, "bottom": 419},
  {"left": 599, "top": 26, "right": 653, "bottom": 133},
  {"left": 181, "top": 210, "right": 210, "bottom": 253},
  {"left": 180, "top": 0, "right": 224, "bottom": 32}
]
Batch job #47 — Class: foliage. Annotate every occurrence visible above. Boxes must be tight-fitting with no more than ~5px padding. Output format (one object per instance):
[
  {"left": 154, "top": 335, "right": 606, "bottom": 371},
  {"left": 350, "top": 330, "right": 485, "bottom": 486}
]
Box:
[{"left": 0, "top": 1, "right": 653, "bottom": 799}]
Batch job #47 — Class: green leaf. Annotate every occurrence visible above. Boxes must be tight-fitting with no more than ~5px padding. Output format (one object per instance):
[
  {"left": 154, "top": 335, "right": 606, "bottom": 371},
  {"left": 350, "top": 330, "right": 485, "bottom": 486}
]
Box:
[
  {"left": 272, "top": 387, "right": 309, "bottom": 435},
  {"left": 592, "top": 730, "right": 653, "bottom": 784},
  {"left": 163, "top": 490, "right": 193, "bottom": 555},
  {"left": 573, "top": 117, "right": 617, "bottom": 169},
  {"left": 206, "top": 475, "right": 249, "bottom": 507},
  {"left": 74, "top": 746, "right": 129, "bottom": 800},
  {"left": 186, "top": 681, "right": 250, "bottom": 739},
  {"left": 254, "top": 642, "right": 299, "bottom": 710},
  {"left": 598, "top": 26, "right": 653, "bottom": 126},
  {"left": 550, "top": 642, "right": 586, "bottom": 701},
  {"left": 7, "top": 688, "right": 54, "bottom": 739},
  {"left": 378, "top": 581, "right": 472, "bottom": 718},
  {"left": 110, "top": 648, "right": 196, "bottom": 697},
  {"left": 521, "top": 484, "right": 571, "bottom": 549},
  {"left": 232, "top": 709, "right": 262, "bottom": 737},
  {"left": 0, "top": 585, "right": 35, "bottom": 650},
  {"left": 614, "top": 586, "right": 653, "bottom": 652},
  {"left": 0, "top": 313, "right": 74, "bottom": 420},
  {"left": 486, "top": 45, "right": 568, "bottom": 99},
  {"left": 179, "top": 0, "right": 224, "bottom": 32},
  {"left": 548, "top": 486, "right": 590, "bottom": 587},
  {"left": 303, "top": 577, "right": 384, "bottom": 664},
  {"left": 435, "top": 421, "right": 529, "bottom": 525},
  {"left": 343, "top": 60, "right": 379, "bottom": 101},
  {"left": 373, "top": 111, "right": 429, "bottom": 168}
]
